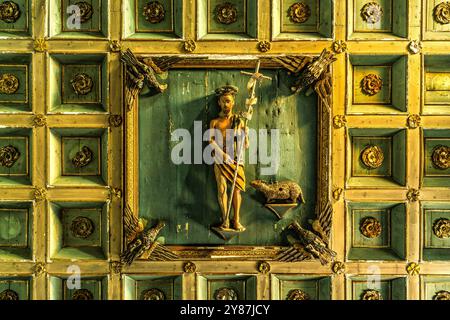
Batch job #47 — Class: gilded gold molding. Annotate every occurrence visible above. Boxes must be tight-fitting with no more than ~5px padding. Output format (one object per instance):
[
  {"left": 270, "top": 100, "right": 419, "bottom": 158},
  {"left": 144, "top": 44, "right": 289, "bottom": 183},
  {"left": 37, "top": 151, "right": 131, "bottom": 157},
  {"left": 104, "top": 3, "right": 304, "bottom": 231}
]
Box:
[
  {"left": 406, "top": 262, "right": 420, "bottom": 276},
  {"left": 258, "top": 261, "right": 271, "bottom": 274},
  {"left": 332, "top": 40, "right": 347, "bottom": 54},
  {"left": 407, "top": 114, "right": 421, "bottom": 129},
  {"left": 257, "top": 41, "right": 271, "bottom": 53},
  {"left": 183, "top": 261, "right": 196, "bottom": 273},
  {"left": 332, "top": 261, "right": 345, "bottom": 274}
]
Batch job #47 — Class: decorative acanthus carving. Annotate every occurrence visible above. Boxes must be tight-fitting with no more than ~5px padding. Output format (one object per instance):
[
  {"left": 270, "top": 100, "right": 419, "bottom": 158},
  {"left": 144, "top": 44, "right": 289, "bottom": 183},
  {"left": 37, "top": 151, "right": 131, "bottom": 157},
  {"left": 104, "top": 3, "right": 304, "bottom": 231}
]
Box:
[
  {"left": 361, "top": 289, "right": 382, "bottom": 300},
  {"left": 433, "top": 218, "right": 450, "bottom": 239},
  {"left": 215, "top": 2, "right": 237, "bottom": 25},
  {"left": 183, "top": 39, "right": 196, "bottom": 53},
  {"left": 71, "top": 73, "right": 94, "bottom": 95},
  {"left": 0, "top": 289, "right": 19, "bottom": 300},
  {"left": 71, "top": 216, "right": 95, "bottom": 239},
  {"left": 431, "top": 145, "right": 450, "bottom": 170},
  {"left": 214, "top": 288, "right": 238, "bottom": 300},
  {"left": 332, "top": 188, "right": 343, "bottom": 201},
  {"left": 433, "top": 2, "right": 450, "bottom": 24},
  {"left": 288, "top": 2, "right": 311, "bottom": 24},
  {"left": 74, "top": 1, "right": 93, "bottom": 23},
  {"left": 109, "top": 40, "right": 122, "bottom": 53},
  {"left": 286, "top": 289, "right": 310, "bottom": 300},
  {"left": 360, "top": 217, "right": 382, "bottom": 238},
  {"left": 0, "top": 73, "right": 19, "bottom": 94},
  {"left": 361, "top": 2, "right": 383, "bottom": 24},
  {"left": 143, "top": 1, "right": 165, "bottom": 24},
  {"left": 361, "top": 74, "right": 382, "bottom": 96},
  {"left": 72, "top": 289, "right": 93, "bottom": 300},
  {"left": 361, "top": 145, "right": 384, "bottom": 169},
  {"left": 33, "top": 262, "right": 47, "bottom": 276},
  {"left": 121, "top": 205, "right": 177, "bottom": 265},
  {"left": 142, "top": 288, "right": 165, "bottom": 300},
  {"left": 434, "top": 290, "right": 450, "bottom": 300},
  {"left": 0, "top": 145, "right": 20, "bottom": 168},
  {"left": 0, "top": 1, "right": 20, "bottom": 23},
  {"left": 121, "top": 49, "right": 182, "bottom": 111},
  {"left": 72, "top": 146, "right": 94, "bottom": 168}
]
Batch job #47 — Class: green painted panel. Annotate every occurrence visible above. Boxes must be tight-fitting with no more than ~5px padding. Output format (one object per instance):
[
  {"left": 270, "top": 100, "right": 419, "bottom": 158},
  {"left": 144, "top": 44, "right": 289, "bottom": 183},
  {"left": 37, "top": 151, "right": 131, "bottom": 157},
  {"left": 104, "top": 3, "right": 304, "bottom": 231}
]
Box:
[
  {"left": 352, "top": 66, "right": 391, "bottom": 105},
  {"left": 136, "top": 0, "right": 174, "bottom": 33},
  {"left": 62, "top": 208, "right": 102, "bottom": 247},
  {"left": 127, "top": 275, "right": 182, "bottom": 300},
  {"left": 281, "top": 0, "right": 318, "bottom": 33},
  {"left": 63, "top": 0, "right": 102, "bottom": 32},
  {"left": 354, "top": 0, "right": 392, "bottom": 33},
  {"left": 352, "top": 280, "right": 391, "bottom": 300},
  {"left": 63, "top": 278, "right": 103, "bottom": 300},
  {"left": 351, "top": 136, "right": 392, "bottom": 177},
  {"left": 352, "top": 209, "right": 390, "bottom": 248},
  {"left": 271, "top": 275, "right": 331, "bottom": 300},
  {"left": 61, "top": 137, "right": 101, "bottom": 176},
  {"left": 61, "top": 64, "right": 101, "bottom": 104},
  {"left": 348, "top": 276, "right": 407, "bottom": 300},
  {"left": 0, "top": 0, "right": 30, "bottom": 37},
  {"left": 208, "top": 0, "right": 246, "bottom": 33},
  {"left": 0, "top": 136, "right": 28, "bottom": 176},
  {"left": 426, "top": 0, "right": 450, "bottom": 33},
  {"left": 0, "top": 278, "right": 30, "bottom": 300},
  {"left": 197, "top": 275, "right": 256, "bottom": 300},
  {"left": 423, "top": 276, "right": 450, "bottom": 300},
  {"left": 0, "top": 208, "right": 28, "bottom": 247},
  {"left": 138, "top": 68, "right": 318, "bottom": 246},
  {"left": 424, "top": 209, "right": 450, "bottom": 248},
  {"left": 424, "top": 56, "right": 450, "bottom": 112}
]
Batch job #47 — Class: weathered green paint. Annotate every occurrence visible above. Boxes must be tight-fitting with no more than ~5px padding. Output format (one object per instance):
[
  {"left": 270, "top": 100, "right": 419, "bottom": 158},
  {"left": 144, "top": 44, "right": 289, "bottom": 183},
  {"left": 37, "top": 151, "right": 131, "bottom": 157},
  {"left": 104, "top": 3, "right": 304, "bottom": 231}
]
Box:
[
  {"left": 49, "top": 54, "right": 107, "bottom": 113},
  {"left": 348, "top": 276, "right": 407, "bottom": 300},
  {"left": 0, "top": 277, "right": 31, "bottom": 300},
  {"left": 50, "top": 276, "right": 107, "bottom": 300},
  {"left": 0, "top": 128, "right": 32, "bottom": 186},
  {"left": 61, "top": 137, "right": 101, "bottom": 176},
  {"left": 197, "top": 275, "right": 256, "bottom": 300},
  {"left": 0, "top": 54, "right": 31, "bottom": 113},
  {"left": 423, "top": 202, "right": 450, "bottom": 261},
  {"left": 49, "top": 201, "right": 108, "bottom": 260},
  {"left": 271, "top": 275, "right": 331, "bottom": 300},
  {"left": 347, "top": 202, "right": 406, "bottom": 261},
  {"left": 424, "top": 55, "right": 450, "bottom": 114},
  {"left": 423, "top": 129, "right": 450, "bottom": 187},
  {"left": 423, "top": 276, "right": 450, "bottom": 300},
  {"left": 124, "top": 275, "right": 182, "bottom": 300},
  {"left": 0, "top": 0, "right": 30, "bottom": 37},
  {"left": 138, "top": 68, "right": 317, "bottom": 246},
  {"left": 351, "top": 136, "right": 392, "bottom": 177}
]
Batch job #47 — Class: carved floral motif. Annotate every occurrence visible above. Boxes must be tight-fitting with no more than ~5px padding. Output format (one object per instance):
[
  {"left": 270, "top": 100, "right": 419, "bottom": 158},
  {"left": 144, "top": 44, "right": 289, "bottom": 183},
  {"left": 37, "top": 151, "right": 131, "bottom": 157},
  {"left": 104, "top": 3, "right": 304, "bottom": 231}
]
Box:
[
  {"left": 361, "top": 2, "right": 383, "bottom": 24},
  {"left": 143, "top": 1, "right": 165, "bottom": 24},
  {"left": 361, "top": 289, "right": 382, "bottom": 300},
  {"left": 288, "top": 2, "right": 311, "bottom": 24},
  {"left": 407, "top": 189, "right": 420, "bottom": 202},
  {"left": 71, "top": 216, "right": 95, "bottom": 239},
  {"left": 406, "top": 262, "right": 420, "bottom": 276},
  {"left": 361, "top": 145, "right": 384, "bottom": 169},
  {"left": 0, "top": 289, "right": 19, "bottom": 300},
  {"left": 74, "top": 1, "right": 93, "bottom": 23},
  {"left": 286, "top": 289, "right": 310, "bottom": 300},
  {"left": 332, "top": 40, "right": 347, "bottom": 54},
  {"left": 407, "top": 114, "right": 421, "bottom": 129},
  {"left": 258, "top": 261, "right": 271, "bottom": 274},
  {"left": 408, "top": 40, "right": 422, "bottom": 54},
  {"left": 258, "top": 41, "right": 271, "bottom": 53},
  {"left": 431, "top": 145, "right": 450, "bottom": 170},
  {"left": 72, "top": 289, "right": 93, "bottom": 300},
  {"left": 433, "top": 2, "right": 450, "bottom": 24},
  {"left": 332, "top": 261, "right": 346, "bottom": 274},
  {"left": 72, "top": 146, "right": 94, "bottom": 168},
  {"left": 183, "top": 261, "right": 196, "bottom": 273},
  {"left": 434, "top": 290, "right": 450, "bottom": 300},
  {"left": 183, "top": 39, "right": 197, "bottom": 53},
  {"left": 433, "top": 218, "right": 450, "bottom": 239},
  {"left": 142, "top": 288, "right": 165, "bottom": 300},
  {"left": 214, "top": 287, "right": 238, "bottom": 300},
  {"left": 71, "top": 73, "right": 94, "bottom": 95},
  {"left": 215, "top": 2, "right": 237, "bottom": 25},
  {"left": 0, "top": 1, "right": 20, "bottom": 23},
  {"left": 361, "top": 74, "right": 382, "bottom": 96},
  {"left": 360, "top": 217, "right": 382, "bottom": 238},
  {"left": 333, "top": 115, "right": 346, "bottom": 128},
  {"left": 0, "top": 145, "right": 20, "bottom": 168},
  {"left": 0, "top": 73, "right": 19, "bottom": 94}
]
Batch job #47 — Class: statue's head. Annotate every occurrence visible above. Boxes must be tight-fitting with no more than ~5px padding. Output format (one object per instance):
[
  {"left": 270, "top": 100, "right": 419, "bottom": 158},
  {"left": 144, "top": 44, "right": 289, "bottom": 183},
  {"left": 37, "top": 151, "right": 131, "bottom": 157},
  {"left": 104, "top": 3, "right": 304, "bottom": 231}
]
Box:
[{"left": 215, "top": 85, "right": 238, "bottom": 116}]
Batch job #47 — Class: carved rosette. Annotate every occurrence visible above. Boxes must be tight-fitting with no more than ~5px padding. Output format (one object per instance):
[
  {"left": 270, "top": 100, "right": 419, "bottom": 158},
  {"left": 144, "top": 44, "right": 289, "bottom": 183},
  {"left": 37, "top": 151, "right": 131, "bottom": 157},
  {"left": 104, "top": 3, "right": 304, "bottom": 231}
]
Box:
[
  {"left": 0, "top": 145, "right": 20, "bottom": 168},
  {"left": 34, "top": 187, "right": 47, "bottom": 202},
  {"left": 109, "top": 40, "right": 122, "bottom": 53},
  {"left": 0, "top": 73, "right": 19, "bottom": 94},
  {"left": 183, "top": 39, "right": 197, "bottom": 53},
  {"left": 33, "top": 262, "right": 47, "bottom": 276},
  {"left": 214, "top": 287, "right": 238, "bottom": 300},
  {"left": 143, "top": 1, "right": 165, "bottom": 24},
  {"left": 71, "top": 73, "right": 94, "bottom": 95},
  {"left": 360, "top": 217, "right": 382, "bottom": 238},
  {"left": 109, "top": 114, "right": 123, "bottom": 127},
  {"left": 71, "top": 216, "right": 95, "bottom": 239},
  {"left": 288, "top": 2, "right": 311, "bottom": 24},
  {"left": 407, "top": 189, "right": 420, "bottom": 202},
  {"left": 361, "top": 289, "right": 382, "bottom": 300},
  {"left": 72, "top": 289, "right": 94, "bottom": 300},
  {"left": 406, "top": 262, "right": 420, "bottom": 276},
  {"left": 333, "top": 115, "right": 346, "bottom": 129},
  {"left": 361, "top": 145, "right": 384, "bottom": 169},
  {"left": 142, "top": 288, "right": 165, "bottom": 300},
  {"left": 258, "top": 261, "right": 271, "bottom": 274},
  {"left": 332, "top": 40, "right": 347, "bottom": 54},
  {"left": 110, "top": 187, "right": 122, "bottom": 199},
  {"left": 361, "top": 2, "right": 383, "bottom": 24},
  {"left": 72, "top": 146, "right": 94, "bottom": 168},
  {"left": 361, "top": 74, "right": 382, "bottom": 96},
  {"left": 431, "top": 145, "right": 450, "bottom": 170},
  {"left": 0, "top": 289, "right": 19, "bottom": 300},
  {"left": 34, "top": 38, "right": 47, "bottom": 52},
  {"left": 33, "top": 114, "right": 47, "bottom": 127},
  {"left": 407, "top": 114, "right": 421, "bottom": 129},
  {"left": 332, "top": 261, "right": 346, "bottom": 274},
  {"left": 258, "top": 41, "right": 271, "bottom": 53},
  {"left": 434, "top": 290, "right": 450, "bottom": 300},
  {"left": 433, "top": 2, "right": 450, "bottom": 24},
  {"left": 286, "top": 289, "right": 310, "bottom": 300},
  {"left": 408, "top": 40, "right": 422, "bottom": 54},
  {"left": 332, "top": 187, "right": 343, "bottom": 201},
  {"left": 110, "top": 261, "right": 123, "bottom": 274},
  {"left": 215, "top": 2, "right": 237, "bottom": 25},
  {"left": 74, "top": 1, "right": 93, "bottom": 23},
  {"left": 0, "top": 1, "right": 21, "bottom": 23},
  {"left": 183, "top": 261, "right": 196, "bottom": 273},
  {"left": 433, "top": 218, "right": 450, "bottom": 239}
]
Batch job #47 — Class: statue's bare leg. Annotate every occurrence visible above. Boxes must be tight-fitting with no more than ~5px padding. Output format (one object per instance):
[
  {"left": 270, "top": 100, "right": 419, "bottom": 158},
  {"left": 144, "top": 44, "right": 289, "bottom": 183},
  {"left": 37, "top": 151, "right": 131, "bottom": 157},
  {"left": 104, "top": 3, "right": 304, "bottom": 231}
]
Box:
[
  {"left": 232, "top": 189, "right": 245, "bottom": 231},
  {"left": 214, "top": 165, "right": 229, "bottom": 229}
]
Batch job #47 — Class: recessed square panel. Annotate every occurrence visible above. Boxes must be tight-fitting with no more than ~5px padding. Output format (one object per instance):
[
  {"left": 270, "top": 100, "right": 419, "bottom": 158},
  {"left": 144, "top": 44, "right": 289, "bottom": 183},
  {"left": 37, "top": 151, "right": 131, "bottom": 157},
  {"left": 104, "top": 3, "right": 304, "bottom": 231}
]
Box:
[
  {"left": 0, "top": 136, "right": 29, "bottom": 177},
  {"left": 422, "top": 276, "right": 450, "bottom": 300},
  {"left": 352, "top": 66, "right": 391, "bottom": 105},
  {"left": 208, "top": 0, "right": 247, "bottom": 34},
  {"left": 280, "top": 0, "right": 318, "bottom": 33},
  {"left": 0, "top": 65, "right": 28, "bottom": 104},
  {"left": 271, "top": 275, "right": 331, "bottom": 300},
  {"left": 61, "top": 137, "right": 101, "bottom": 176},
  {"left": 424, "top": 1, "right": 450, "bottom": 40},
  {"left": 135, "top": 0, "right": 174, "bottom": 33},
  {"left": 424, "top": 138, "right": 450, "bottom": 178},
  {"left": 61, "top": 64, "right": 101, "bottom": 104},
  {"left": 351, "top": 136, "right": 392, "bottom": 177},
  {"left": 62, "top": 208, "right": 102, "bottom": 248},
  {"left": 354, "top": 0, "right": 392, "bottom": 33},
  {"left": 352, "top": 209, "right": 390, "bottom": 248},
  {"left": 0, "top": 208, "right": 28, "bottom": 247},
  {"left": 49, "top": 276, "right": 107, "bottom": 300},
  {"left": 425, "top": 209, "right": 450, "bottom": 249},
  {"left": 0, "top": 0, "right": 31, "bottom": 37},
  {"left": 62, "top": 0, "right": 102, "bottom": 33},
  {"left": 124, "top": 275, "right": 182, "bottom": 300},
  {"left": 197, "top": 275, "right": 256, "bottom": 300},
  {"left": 424, "top": 56, "right": 450, "bottom": 114},
  {"left": 0, "top": 277, "right": 31, "bottom": 300},
  {"left": 347, "top": 276, "right": 406, "bottom": 300}
]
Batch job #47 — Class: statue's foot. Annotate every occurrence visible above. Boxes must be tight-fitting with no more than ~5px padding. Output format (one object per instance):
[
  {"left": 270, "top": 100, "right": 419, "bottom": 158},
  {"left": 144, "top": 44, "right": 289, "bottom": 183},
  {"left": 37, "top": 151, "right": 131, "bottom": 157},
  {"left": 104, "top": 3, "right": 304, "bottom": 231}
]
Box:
[
  {"left": 232, "top": 221, "right": 246, "bottom": 232},
  {"left": 216, "top": 221, "right": 230, "bottom": 230}
]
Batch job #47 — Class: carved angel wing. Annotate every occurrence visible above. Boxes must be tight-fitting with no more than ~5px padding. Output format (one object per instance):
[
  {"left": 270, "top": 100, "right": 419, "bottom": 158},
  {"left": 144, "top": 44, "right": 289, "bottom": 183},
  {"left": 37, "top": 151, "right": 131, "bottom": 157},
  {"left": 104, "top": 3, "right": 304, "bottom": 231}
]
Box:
[
  {"left": 313, "top": 201, "right": 333, "bottom": 243},
  {"left": 275, "top": 235, "right": 313, "bottom": 262},
  {"left": 123, "top": 205, "right": 144, "bottom": 243},
  {"left": 148, "top": 243, "right": 179, "bottom": 261},
  {"left": 150, "top": 56, "right": 184, "bottom": 73},
  {"left": 314, "top": 68, "right": 332, "bottom": 111},
  {"left": 272, "top": 56, "right": 312, "bottom": 74}
]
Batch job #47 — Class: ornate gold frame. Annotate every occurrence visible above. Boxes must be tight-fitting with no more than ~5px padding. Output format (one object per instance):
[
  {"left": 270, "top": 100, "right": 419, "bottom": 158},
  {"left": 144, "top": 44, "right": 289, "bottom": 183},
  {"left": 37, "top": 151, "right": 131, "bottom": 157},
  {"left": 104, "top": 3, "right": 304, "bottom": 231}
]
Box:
[{"left": 122, "top": 54, "right": 333, "bottom": 262}]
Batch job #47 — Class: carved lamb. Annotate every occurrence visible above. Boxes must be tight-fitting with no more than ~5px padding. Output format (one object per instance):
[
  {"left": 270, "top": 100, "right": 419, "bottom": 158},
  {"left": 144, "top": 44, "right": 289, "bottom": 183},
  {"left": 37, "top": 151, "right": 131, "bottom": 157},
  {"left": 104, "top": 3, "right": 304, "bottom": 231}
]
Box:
[{"left": 250, "top": 180, "right": 305, "bottom": 204}]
